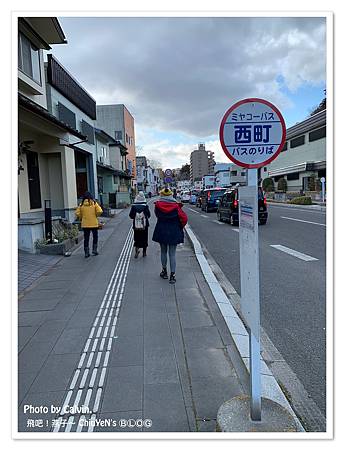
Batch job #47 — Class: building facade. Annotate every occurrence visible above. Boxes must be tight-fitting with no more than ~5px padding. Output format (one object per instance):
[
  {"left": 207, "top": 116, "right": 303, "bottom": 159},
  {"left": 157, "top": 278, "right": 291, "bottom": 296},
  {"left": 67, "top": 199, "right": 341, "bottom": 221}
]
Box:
[
  {"left": 190, "top": 143, "right": 215, "bottom": 182},
  {"left": 262, "top": 110, "right": 326, "bottom": 195},
  {"left": 95, "top": 129, "right": 131, "bottom": 210},
  {"left": 229, "top": 164, "right": 247, "bottom": 186},
  {"left": 18, "top": 17, "right": 83, "bottom": 253},
  {"left": 214, "top": 163, "right": 231, "bottom": 188},
  {"left": 45, "top": 54, "right": 98, "bottom": 204},
  {"left": 96, "top": 104, "right": 137, "bottom": 190}
]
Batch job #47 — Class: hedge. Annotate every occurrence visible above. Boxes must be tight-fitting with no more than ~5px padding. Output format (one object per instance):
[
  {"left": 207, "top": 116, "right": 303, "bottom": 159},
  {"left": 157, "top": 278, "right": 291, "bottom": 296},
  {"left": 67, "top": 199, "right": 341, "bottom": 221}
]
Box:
[{"left": 288, "top": 196, "right": 312, "bottom": 205}]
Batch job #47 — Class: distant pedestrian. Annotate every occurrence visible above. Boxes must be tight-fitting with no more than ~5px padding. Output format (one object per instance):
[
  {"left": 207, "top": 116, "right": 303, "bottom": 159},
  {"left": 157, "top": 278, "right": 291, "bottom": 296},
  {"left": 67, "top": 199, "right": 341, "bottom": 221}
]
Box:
[
  {"left": 75, "top": 192, "right": 103, "bottom": 258},
  {"left": 152, "top": 187, "right": 188, "bottom": 284},
  {"left": 129, "top": 191, "right": 151, "bottom": 258}
]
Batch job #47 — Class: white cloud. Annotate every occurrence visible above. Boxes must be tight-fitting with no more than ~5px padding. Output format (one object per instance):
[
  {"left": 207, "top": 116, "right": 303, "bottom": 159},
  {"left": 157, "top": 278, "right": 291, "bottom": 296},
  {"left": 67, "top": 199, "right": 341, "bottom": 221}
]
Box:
[{"left": 51, "top": 16, "right": 326, "bottom": 169}]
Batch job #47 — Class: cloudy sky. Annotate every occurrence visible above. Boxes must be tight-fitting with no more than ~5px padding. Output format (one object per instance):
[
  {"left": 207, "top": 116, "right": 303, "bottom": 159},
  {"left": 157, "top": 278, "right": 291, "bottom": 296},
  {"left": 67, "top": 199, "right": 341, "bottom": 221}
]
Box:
[{"left": 50, "top": 16, "right": 326, "bottom": 169}]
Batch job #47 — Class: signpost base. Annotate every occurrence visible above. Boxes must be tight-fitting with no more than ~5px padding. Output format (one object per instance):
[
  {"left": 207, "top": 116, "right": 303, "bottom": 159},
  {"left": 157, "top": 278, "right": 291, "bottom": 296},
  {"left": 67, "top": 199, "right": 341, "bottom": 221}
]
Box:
[
  {"left": 216, "top": 395, "right": 297, "bottom": 432},
  {"left": 249, "top": 330, "right": 261, "bottom": 421}
]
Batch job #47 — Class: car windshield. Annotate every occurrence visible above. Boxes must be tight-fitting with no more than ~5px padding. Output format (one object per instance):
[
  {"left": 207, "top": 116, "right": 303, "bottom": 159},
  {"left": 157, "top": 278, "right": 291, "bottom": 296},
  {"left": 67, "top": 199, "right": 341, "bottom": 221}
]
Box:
[{"left": 210, "top": 190, "right": 226, "bottom": 198}]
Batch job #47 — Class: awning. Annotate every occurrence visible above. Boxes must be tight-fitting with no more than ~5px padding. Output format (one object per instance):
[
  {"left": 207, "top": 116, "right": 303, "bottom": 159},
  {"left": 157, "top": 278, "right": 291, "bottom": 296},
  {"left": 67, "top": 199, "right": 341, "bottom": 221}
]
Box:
[{"left": 268, "top": 161, "right": 326, "bottom": 177}]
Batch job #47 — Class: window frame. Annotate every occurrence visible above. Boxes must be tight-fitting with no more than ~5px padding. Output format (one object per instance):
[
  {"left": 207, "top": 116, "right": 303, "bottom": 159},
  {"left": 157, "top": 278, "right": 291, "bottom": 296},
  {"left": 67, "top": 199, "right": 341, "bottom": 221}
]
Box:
[{"left": 18, "top": 32, "right": 42, "bottom": 85}]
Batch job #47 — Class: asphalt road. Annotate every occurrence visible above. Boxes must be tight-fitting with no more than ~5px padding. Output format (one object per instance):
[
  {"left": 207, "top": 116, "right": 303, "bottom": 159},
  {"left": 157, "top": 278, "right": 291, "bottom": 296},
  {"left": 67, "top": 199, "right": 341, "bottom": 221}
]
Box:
[{"left": 185, "top": 202, "right": 326, "bottom": 415}]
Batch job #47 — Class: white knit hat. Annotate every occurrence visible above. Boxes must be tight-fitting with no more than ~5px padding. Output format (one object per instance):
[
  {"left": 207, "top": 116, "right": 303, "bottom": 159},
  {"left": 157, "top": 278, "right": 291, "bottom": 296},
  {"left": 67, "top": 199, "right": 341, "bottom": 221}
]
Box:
[{"left": 134, "top": 191, "right": 146, "bottom": 203}]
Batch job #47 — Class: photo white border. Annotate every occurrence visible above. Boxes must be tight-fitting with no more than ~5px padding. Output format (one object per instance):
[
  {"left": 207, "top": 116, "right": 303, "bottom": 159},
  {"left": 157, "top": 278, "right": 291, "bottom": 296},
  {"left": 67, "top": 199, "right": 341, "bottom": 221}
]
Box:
[{"left": 11, "top": 8, "right": 334, "bottom": 442}]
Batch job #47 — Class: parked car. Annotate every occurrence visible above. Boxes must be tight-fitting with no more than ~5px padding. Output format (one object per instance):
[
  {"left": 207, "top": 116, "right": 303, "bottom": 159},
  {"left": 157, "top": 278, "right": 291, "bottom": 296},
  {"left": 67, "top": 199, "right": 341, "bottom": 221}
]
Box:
[
  {"left": 217, "top": 187, "right": 268, "bottom": 225},
  {"left": 181, "top": 191, "right": 191, "bottom": 203},
  {"left": 200, "top": 188, "right": 227, "bottom": 212}
]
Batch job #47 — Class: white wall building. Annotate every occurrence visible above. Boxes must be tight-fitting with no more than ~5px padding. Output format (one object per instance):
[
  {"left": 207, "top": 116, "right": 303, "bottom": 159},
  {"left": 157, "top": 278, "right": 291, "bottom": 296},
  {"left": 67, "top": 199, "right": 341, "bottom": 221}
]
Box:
[
  {"left": 214, "top": 163, "right": 231, "bottom": 188},
  {"left": 177, "top": 180, "right": 191, "bottom": 190},
  {"left": 262, "top": 110, "right": 326, "bottom": 194},
  {"left": 230, "top": 165, "right": 247, "bottom": 185},
  {"left": 202, "top": 175, "right": 216, "bottom": 189}
]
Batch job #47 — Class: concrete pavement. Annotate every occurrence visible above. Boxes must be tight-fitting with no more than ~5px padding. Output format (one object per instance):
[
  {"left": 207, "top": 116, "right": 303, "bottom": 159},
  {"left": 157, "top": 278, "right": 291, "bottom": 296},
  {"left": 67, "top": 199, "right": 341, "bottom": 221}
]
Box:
[
  {"left": 17, "top": 206, "right": 245, "bottom": 433},
  {"left": 185, "top": 202, "right": 326, "bottom": 430}
]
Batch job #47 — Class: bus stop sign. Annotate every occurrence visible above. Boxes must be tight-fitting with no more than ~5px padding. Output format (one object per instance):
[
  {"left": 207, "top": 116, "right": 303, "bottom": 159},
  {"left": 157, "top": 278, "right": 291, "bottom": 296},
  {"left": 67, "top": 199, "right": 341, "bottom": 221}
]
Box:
[{"left": 219, "top": 98, "right": 286, "bottom": 168}]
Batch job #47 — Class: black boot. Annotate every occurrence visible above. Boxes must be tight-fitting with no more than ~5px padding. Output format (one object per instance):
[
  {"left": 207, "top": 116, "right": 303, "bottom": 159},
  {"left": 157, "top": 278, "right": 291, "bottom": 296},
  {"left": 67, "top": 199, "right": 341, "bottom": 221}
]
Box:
[
  {"left": 169, "top": 272, "right": 176, "bottom": 284},
  {"left": 134, "top": 247, "right": 140, "bottom": 258},
  {"left": 92, "top": 244, "right": 98, "bottom": 256},
  {"left": 84, "top": 247, "right": 90, "bottom": 258},
  {"left": 160, "top": 268, "right": 168, "bottom": 279},
  {"left": 143, "top": 248, "right": 147, "bottom": 257}
]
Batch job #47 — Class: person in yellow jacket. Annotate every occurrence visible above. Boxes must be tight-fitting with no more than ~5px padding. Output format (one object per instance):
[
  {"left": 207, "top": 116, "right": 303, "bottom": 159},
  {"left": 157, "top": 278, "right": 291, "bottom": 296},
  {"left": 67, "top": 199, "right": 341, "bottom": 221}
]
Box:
[{"left": 75, "top": 191, "right": 103, "bottom": 258}]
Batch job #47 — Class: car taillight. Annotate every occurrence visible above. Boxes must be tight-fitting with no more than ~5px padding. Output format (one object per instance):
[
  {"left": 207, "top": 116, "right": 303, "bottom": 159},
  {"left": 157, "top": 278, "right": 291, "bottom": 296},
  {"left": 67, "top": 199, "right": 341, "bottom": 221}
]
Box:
[
  {"left": 264, "top": 197, "right": 267, "bottom": 205},
  {"left": 208, "top": 192, "right": 211, "bottom": 199},
  {"left": 234, "top": 200, "right": 238, "bottom": 207}
]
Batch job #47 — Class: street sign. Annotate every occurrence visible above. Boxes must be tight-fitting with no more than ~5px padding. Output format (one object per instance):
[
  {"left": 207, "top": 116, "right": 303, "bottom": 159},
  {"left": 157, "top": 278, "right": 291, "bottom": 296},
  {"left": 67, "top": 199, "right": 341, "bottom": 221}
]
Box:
[
  {"left": 164, "top": 177, "right": 173, "bottom": 183},
  {"left": 239, "top": 171, "right": 262, "bottom": 421},
  {"left": 239, "top": 186, "right": 260, "bottom": 339},
  {"left": 219, "top": 98, "right": 286, "bottom": 421},
  {"left": 164, "top": 169, "right": 173, "bottom": 177},
  {"left": 219, "top": 98, "right": 286, "bottom": 169}
]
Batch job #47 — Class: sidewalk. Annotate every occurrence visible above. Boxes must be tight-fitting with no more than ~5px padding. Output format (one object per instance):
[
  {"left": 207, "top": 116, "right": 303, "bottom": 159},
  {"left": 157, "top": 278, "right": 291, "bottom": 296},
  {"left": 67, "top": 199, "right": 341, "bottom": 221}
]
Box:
[
  {"left": 18, "top": 211, "right": 124, "bottom": 296},
  {"left": 17, "top": 209, "right": 245, "bottom": 433}
]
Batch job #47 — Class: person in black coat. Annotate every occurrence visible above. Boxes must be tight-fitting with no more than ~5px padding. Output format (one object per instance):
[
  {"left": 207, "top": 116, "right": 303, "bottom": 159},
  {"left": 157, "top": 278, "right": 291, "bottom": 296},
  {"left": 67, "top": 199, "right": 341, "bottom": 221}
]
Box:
[{"left": 129, "top": 192, "right": 151, "bottom": 258}]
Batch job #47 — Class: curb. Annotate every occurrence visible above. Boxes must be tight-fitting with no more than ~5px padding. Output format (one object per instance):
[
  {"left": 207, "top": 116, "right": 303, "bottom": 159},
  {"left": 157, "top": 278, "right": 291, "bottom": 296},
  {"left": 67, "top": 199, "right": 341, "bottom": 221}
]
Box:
[
  {"left": 267, "top": 202, "right": 326, "bottom": 212},
  {"left": 185, "top": 224, "right": 305, "bottom": 432}
]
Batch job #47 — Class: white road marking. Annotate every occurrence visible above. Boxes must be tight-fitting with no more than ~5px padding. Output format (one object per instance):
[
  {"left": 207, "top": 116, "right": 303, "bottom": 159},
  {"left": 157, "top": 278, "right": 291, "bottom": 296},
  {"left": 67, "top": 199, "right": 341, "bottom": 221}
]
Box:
[
  {"left": 270, "top": 244, "right": 318, "bottom": 261},
  {"left": 83, "top": 388, "right": 93, "bottom": 409},
  {"left": 76, "top": 415, "right": 86, "bottom": 433},
  {"left": 54, "top": 227, "right": 134, "bottom": 432},
  {"left": 232, "top": 229, "right": 239, "bottom": 233},
  {"left": 83, "top": 339, "right": 91, "bottom": 353},
  {"left": 77, "top": 353, "right": 86, "bottom": 369},
  {"left": 87, "top": 414, "right": 97, "bottom": 432},
  {"left": 281, "top": 216, "right": 326, "bottom": 227},
  {"left": 200, "top": 214, "right": 209, "bottom": 218},
  {"left": 60, "top": 390, "right": 73, "bottom": 415},
  {"left": 187, "top": 208, "right": 200, "bottom": 214},
  {"left": 212, "top": 220, "right": 224, "bottom": 225},
  {"left": 99, "top": 368, "right": 107, "bottom": 387},
  {"left": 94, "top": 351, "right": 102, "bottom": 368},
  {"left": 69, "top": 370, "right": 80, "bottom": 390},
  {"left": 79, "top": 369, "right": 89, "bottom": 389},
  {"left": 93, "top": 388, "right": 102, "bottom": 413},
  {"left": 73, "top": 389, "right": 83, "bottom": 409},
  {"left": 65, "top": 416, "right": 75, "bottom": 432},
  {"left": 89, "top": 369, "right": 97, "bottom": 388}
]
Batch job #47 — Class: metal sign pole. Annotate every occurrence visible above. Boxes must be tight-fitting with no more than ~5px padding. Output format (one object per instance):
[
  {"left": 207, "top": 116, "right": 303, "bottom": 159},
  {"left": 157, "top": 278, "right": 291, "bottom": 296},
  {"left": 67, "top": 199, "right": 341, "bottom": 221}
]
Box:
[{"left": 247, "top": 168, "right": 261, "bottom": 421}]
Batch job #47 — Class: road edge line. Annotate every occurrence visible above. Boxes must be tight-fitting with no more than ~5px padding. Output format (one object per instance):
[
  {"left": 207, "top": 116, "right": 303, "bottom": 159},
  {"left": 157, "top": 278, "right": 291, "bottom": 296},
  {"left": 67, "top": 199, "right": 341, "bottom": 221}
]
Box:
[{"left": 185, "top": 223, "right": 305, "bottom": 432}]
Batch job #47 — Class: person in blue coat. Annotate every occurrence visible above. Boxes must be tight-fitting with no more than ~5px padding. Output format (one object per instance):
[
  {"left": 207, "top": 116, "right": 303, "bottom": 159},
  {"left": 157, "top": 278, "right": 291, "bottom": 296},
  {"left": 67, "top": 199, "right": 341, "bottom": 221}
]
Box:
[
  {"left": 152, "top": 188, "right": 188, "bottom": 284},
  {"left": 129, "top": 192, "right": 151, "bottom": 258}
]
